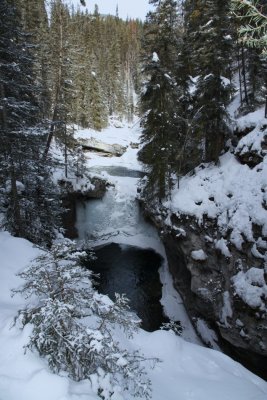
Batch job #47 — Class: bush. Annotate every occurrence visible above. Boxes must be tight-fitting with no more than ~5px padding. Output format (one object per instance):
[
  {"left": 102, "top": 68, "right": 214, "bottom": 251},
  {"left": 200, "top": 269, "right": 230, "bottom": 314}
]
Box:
[{"left": 13, "top": 239, "right": 155, "bottom": 399}]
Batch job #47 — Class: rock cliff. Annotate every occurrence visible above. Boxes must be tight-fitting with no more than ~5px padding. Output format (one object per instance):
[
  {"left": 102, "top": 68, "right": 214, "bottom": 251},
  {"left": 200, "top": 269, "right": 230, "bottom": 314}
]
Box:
[{"left": 140, "top": 112, "right": 267, "bottom": 379}]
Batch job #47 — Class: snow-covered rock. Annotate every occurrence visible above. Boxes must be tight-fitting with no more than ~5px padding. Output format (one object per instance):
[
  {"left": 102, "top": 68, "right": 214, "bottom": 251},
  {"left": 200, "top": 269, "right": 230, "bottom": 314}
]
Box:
[
  {"left": 141, "top": 108, "right": 267, "bottom": 377},
  {"left": 235, "top": 121, "right": 267, "bottom": 167},
  {"left": 232, "top": 268, "right": 267, "bottom": 311},
  {"left": 191, "top": 249, "right": 207, "bottom": 261},
  {"left": 78, "top": 137, "right": 126, "bottom": 156}
]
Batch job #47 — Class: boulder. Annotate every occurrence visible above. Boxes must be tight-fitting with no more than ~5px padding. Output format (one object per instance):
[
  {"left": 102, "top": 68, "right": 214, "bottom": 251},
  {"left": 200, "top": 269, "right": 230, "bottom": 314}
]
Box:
[
  {"left": 235, "top": 124, "right": 267, "bottom": 168},
  {"left": 78, "top": 137, "right": 126, "bottom": 157}
]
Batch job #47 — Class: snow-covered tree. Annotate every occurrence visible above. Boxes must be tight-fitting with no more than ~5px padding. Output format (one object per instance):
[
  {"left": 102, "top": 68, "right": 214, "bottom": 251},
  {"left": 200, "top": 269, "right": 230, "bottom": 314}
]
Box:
[
  {"left": 13, "top": 240, "right": 154, "bottom": 399},
  {"left": 140, "top": 0, "right": 184, "bottom": 199},
  {"left": 0, "top": 0, "right": 62, "bottom": 245},
  {"left": 184, "top": 0, "right": 234, "bottom": 162}
]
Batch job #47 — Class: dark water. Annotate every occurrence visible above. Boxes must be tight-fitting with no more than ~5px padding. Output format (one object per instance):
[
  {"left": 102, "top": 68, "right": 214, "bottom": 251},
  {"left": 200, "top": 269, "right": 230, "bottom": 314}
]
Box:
[
  {"left": 86, "top": 243, "right": 167, "bottom": 331},
  {"left": 90, "top": 165, "right": 146, "bottom": 178}
]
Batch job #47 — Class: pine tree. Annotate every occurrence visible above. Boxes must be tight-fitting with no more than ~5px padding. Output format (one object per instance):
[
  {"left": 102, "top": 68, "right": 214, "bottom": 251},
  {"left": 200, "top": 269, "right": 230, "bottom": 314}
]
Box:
[
  {"left": 0, "top": 0, "right": 62, "bottom": 245},
  {"left": 0, "top": 0, "right": 38, "bottom": 237},
  {"left": 17, "top": 0, "right": 51, "bottom": 118},
  {"left": 44, "top": 0, "right": 73, "bottom": 157},
  {"left": 14, "top": 240, "right": 154, "bottom": 399},
  {"left": 188, "top": 0, "right": 234, "bottom": 162},
  {"left": 140, "top": 0, "right": 183, "bottom": 199},
  {"left": 232, "top": 0, "right": 267, "bottom": 112}
]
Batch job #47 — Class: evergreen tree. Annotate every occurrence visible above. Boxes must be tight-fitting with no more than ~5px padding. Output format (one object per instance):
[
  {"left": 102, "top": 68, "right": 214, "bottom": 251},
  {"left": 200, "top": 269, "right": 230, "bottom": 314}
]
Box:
[
  {"left": 14, "top": 240, "right": 154, "bottom": 399},
  {"left": 0, "top": 0, "right": 62, "bottom": 245},
  {"left": 231, "top": 0, "right": 267, "bottom": 54},
  {"left": 187, "top": 0, "right": 234, "bottom": 162},
  {"left": 140, "top": 0, "right": 183, "bottom": 199},
  {"left": 246, "top": 47, "right": 267, "bottom": 107},
  {"left": 88, "top": 68, "right": 107, "bottom": 130},
  {"left": 0, "top": 0, "right": 38, "bottom": 238},
  {"left": 17, "top": 0, "right": 51, "bottom": 118},
  {"left": 232, "top": 0, "right": 267, "bottom": 112},
  {"left": 44, "top": 0, "right": 73, "bottom": 157}
]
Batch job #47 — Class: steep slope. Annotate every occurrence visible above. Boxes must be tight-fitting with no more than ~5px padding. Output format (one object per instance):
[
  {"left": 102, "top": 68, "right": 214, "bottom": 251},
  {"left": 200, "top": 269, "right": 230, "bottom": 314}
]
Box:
[{"left": 141, "top": 107, "right": 267, "bottom": 377}]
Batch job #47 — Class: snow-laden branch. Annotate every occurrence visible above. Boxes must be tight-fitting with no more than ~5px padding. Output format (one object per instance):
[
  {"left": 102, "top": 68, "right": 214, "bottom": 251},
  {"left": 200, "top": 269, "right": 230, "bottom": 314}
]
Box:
[{"left": 13, "top": 239, "right": 157, "bottom": 399}]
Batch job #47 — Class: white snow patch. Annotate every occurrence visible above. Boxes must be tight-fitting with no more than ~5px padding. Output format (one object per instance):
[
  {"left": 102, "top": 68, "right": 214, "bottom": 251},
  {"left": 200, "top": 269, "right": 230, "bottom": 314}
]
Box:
[
  {"left": 235, "top": 107, "right": 266, "bottom": 132},
  {"left": 232, "top": 268, "right": 267, "bottom": 311},
  {"left": 235, "top": 121, "right": 267, "bottom": 157},
  {"left": 152, "top": 52, "right": 159, "bottom": 63},
  {"left": 191, "top": 249, "right": 207, "bottom": 261},
  {"left": 168, "top": 150, "right": 267, "bottom": 251},
  {"left": 220, "top": 291, "right": 233, "bottom": 327},
  {"left": 215, "top": 238, "right": 231, "bottom": 258},
  {"left": 195, "top": 318, "right": 220, "bottom": 351}
]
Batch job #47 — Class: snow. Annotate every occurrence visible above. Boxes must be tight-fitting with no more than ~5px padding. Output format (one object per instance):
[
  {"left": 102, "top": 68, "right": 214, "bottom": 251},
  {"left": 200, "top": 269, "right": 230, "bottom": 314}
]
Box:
[
  {"left": 164, "top": 105, "right": 267, "bottom": 315},
  {"left": 152, "top": 52, "right": 159, "bottom": 63},
  {"left": 191, "top": 249, "right": 207, "bottom": 261},
  {"left": 168, "top": 146, "right": 267, "bottom": 251},
  {"left": 1, "top": 120, "right": 267, "bottom": 399},
  {"left": 74, "top": 119, "right": 142, "bottom": 172},
  {"left": 159, "top": 262, "right": 201, "bottom": 345},
  {"left": 195, "top": 318, "right": 220, "bottom": 351},
  {"left": 5, "top": 180, "right": 25, "bottom": 194},
  {"left": 235, "top": 108, "right": 266, "bottom": 132},
  {"left": 220, "top": 291, "right": 233, "bottom": 327},
  {"left": 235, "top": 121, "right": 267, "bottom": 157},
  {"left": 220, "top": 76, "right": 231, "bottom": 88},
  {"left": 232, "top": 268, "right": 267, "bottom": 311},
  {"left": 163, "top": 103, "right": 267, "bottom": 319},
  {"left": 215, "top": 238, "right": 231, "bottom": 258},
  {"left": 1, "top": 231, "right": 267, "bottom": 400}
]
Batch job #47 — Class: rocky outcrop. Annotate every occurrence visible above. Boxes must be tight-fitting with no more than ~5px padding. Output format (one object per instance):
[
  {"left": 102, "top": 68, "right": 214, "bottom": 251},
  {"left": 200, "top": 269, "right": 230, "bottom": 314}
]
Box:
[
  {"left": 235, "top": 123, "right": 267, "bottom": 168},
  {"left": 141, "top": 201, "right": 267, "bottom": 379},
  {"left": 59, "top": 176, "right": 108, "bottom": 200},
  {"left": 78, "top": 137, "right": 126, "bottom": 157},
  {"left": 139, "top": 120, "right": 267, "bottom": 379}
]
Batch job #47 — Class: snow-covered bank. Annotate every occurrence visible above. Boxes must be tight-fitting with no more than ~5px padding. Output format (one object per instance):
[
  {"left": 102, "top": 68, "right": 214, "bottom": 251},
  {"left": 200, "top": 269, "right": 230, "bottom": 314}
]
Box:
[
  {"left": 140, "top": 107, "right": 267, "bottom": 373},
  {"left": 1, "top": 231, "right": 267, "bottom": 400}
]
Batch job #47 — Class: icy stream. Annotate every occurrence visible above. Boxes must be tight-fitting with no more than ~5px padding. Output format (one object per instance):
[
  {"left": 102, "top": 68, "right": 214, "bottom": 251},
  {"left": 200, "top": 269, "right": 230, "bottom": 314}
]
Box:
[
  {"left": 75, "top": 175, "right": 169, "bottom": 331},
  {"left": 76, "top": 174, "right": 200, "bottom": 341},
  {"left": 76, "top": 184, "right": 159, "bottom": 245},
  {"left": 75, "top": 125, "right": 200, "bottom": 341}
]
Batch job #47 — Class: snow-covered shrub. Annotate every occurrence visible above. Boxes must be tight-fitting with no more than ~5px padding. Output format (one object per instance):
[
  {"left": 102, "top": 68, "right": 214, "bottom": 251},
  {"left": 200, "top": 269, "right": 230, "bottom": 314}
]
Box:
[
  {"left": 160, "top": 320, "right": 183, "bottom": 336},
  {"left": 13, "top": 239, "right": 154, "bottom": 399}
]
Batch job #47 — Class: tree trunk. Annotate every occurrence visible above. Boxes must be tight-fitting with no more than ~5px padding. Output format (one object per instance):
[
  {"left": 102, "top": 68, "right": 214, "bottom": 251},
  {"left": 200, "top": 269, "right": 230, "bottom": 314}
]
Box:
[
  {"left": 0, "top": 83, "right": 8, "bottom": 131},
  {"left": 10, "top": 159, "right": 23, "bottom": 237},
  {"left": 241, "top": 44, "right": 249, "bottom": 106},
  {"left": 43, "top": 3, "right": 64, "bottom": 159},
  {"left": 237, "top": 46, "right": 243, "bottom": 106}
]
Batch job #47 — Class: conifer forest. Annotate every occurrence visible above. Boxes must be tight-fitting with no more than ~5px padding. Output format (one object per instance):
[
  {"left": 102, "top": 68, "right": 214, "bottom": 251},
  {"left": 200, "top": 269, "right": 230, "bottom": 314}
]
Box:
[{"left": 0, "top": 1, "right": 267, "bottom": 399}]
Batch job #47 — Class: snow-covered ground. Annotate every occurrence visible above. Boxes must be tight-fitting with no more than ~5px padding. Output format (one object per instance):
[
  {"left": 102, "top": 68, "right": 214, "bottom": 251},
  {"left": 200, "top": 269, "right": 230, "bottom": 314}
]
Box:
[
  {"left": 1, "top": 119, "right": 267, "bottom": 399},
  {"left": 1, "top": 231, "right": 267, "bottom": 399},
  {"left": 163, "top": 107, "right": 267, "bottom": 313}
]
